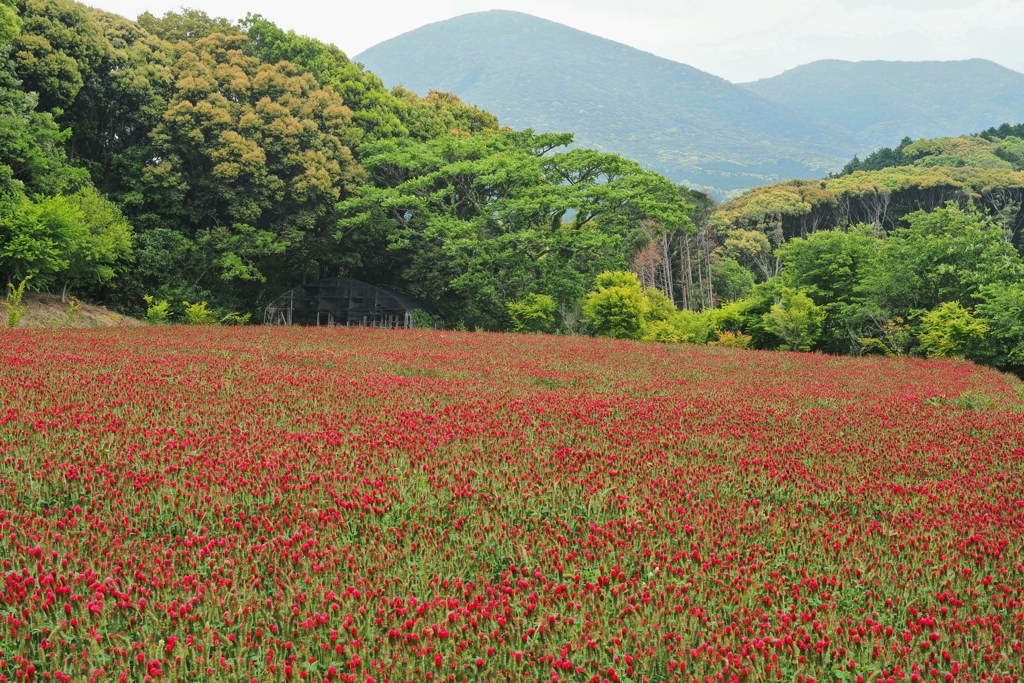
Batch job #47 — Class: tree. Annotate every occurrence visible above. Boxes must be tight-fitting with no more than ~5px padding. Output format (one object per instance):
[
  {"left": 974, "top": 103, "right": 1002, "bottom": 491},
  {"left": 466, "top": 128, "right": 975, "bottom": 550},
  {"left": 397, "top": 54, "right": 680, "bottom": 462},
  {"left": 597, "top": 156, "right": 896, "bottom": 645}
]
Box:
[
  {"left": 59, "top": 187, "right": 132, "bottom": 300},
  {"left": 973, "top": 282, "right": 1024, "bottom": 374},
  {"left": 240, "top": 14, "right": 409, "bottom": 144},
  {"left": 141, "top": 31, "right": 362, "bottom": 303},
  {"left": 709, "top": 257, "right": 753, "bottom": 303},
  {"left": 859, "top": 204, "right": 1024, "bottom": 320},
  {"left": 0, "top": 1, "right": 86, "bottom": 201},
  {"left": 917, "top": 301, "right": 988, "bottom": 358},
  {"left": 9, "top": 0, "right": 107, "bottom": 113},
  {"left": 0, "top": 193, "right": 74, "bottom": 285},
  {"left": 762, "top": 286, "right": 825, "bottom": 352},
  {"left": 390, "top": 87, "right": 500, "bottom": 142},
  {"left": 337, "top": 130, "right": 692, "bottom": 329},
  {"left": 775, "top": 226, "right": 879, "bottom": 353},
  {"left": 582, "top": 271, "right": 646, "bottom": 340},
  {"left": 505, "top": 293, "right": 556, "bottom": 333},
  {"left": 136, "top": 8, "right": 240, "bottom": 44}
]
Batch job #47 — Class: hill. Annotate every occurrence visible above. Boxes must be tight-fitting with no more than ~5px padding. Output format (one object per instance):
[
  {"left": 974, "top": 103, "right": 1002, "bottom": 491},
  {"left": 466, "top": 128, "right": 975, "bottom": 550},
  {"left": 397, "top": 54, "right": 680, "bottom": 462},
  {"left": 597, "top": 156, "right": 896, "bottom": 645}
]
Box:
[
  {"left": 741, "top": 59, "right": 1024, "bottom": 150},
  {"left": 355, "top": 10, "right": 858, "bottom": 198}
]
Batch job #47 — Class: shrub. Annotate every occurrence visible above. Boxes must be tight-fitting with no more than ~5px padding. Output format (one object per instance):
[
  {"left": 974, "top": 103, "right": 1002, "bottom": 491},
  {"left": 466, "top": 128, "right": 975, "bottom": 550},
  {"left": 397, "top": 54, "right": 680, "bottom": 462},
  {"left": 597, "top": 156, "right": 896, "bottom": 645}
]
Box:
[
  {"left": 182, "top": 300, "right": 217, "bottom": 325},
  {"left": 762, "top": 287, "right": 825, "bottom": 351},
  {"left": 710, "top": 329, "right": 753, "bottom": 348},
  {"left": 918, "top": 301, "right": 988, "bottom": 358},
  {"left": 582, "top": 271, "right": 646, "bottom": 340},
  {"left": 506, "top": 294, "right": 557, "bottom": 333},
  {"left": 143, "top": 295, "right": 171, "bottom": 325},
  {"left": 4, "top": 277, "right": 31, "bottom": 328}
]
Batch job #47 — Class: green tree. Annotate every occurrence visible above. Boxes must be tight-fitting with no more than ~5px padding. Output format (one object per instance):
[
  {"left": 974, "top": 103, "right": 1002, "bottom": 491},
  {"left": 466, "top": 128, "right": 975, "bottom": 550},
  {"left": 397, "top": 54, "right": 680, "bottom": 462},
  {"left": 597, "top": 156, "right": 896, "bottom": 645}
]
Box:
[
  {"left": 710, "top": 256, "right": 754, "bottom": 302},
  {"left": 390, "top": 87, "right": 500, "bottom": 142},
  {"left": 0, "top": 193, "right": 73, "bottom": 285},
  {"left": 9, "top": 0, "right": 107, "bottom": 113},
  {"left": 583, "top": 270, "right": 646, "bottom": 340},
  {"left": 59, "top": 186, "right": 132, "bottom": 300},
  {"left": 0, "top": 1, "right": 86, "bottom": 201},
  {"left": 776, "top": 226, "right": 879, "bottom": 353},
  {"left": 240, "top": 14, "right": 408, "bottom": 144},
  {"left": 136, "top": 8, "right": 239, "bottom": 44},
  {"left": 860, "top": 204, "right": 1024, "bottom": 319},
  {"left": 338, "top": 130, "right": 692, "bottom": 329},
  {"left": 505, "top": 293, "right": 556, "bottom": 333},
  {"left": 762, "top": 286, "right": 825, "bottom": 351},
  {"left": 973, "top": 282, "right": 1024, "bottom": 374},
  {"left": 140, "top": 31, "right": 362, "bottom": 305},
  {"left": 917, "top": 301, "right": 988, "bottom": 358}
]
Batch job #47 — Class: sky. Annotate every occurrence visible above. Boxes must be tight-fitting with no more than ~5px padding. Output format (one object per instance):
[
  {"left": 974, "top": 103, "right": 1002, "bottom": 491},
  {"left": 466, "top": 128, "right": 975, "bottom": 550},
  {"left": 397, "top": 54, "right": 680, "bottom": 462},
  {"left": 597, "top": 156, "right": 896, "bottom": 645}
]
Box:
[{"left": 86, "top": 0, "right": 1024, "bottom": 82}]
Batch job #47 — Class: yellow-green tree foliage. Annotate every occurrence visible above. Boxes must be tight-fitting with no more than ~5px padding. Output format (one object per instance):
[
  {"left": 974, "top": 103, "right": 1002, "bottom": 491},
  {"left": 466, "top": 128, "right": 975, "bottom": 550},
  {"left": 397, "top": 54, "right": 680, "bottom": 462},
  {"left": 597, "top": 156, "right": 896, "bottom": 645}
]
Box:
[
  {"left": 918, "top": 301, "right": 988, "bottom": 358},
  {"left": 145, "top": 32, "right": 362, "bottom": 279}
]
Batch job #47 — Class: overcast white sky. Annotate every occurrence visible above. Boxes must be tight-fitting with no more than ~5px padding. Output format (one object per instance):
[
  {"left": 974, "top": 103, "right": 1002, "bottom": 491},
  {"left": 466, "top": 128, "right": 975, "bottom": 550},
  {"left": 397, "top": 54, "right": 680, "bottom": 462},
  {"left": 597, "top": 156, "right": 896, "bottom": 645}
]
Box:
[{"left": 86, "top": 0, "right": 1024, "bottom": 82}]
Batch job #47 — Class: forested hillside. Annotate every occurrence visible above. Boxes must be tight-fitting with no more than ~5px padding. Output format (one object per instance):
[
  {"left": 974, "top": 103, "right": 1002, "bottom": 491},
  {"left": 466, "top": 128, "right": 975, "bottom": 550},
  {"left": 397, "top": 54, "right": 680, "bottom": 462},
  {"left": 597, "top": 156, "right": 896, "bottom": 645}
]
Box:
[
  {"left": 742, "top": 59, "right": 1024, "bottom": 150},
  {"left": 630, "top": 126, "right": 1024, "bottom": 376},
  {"left": 355, "top": 10, "right": 858, "bottom": 197},
  {"left": 0, "top": 0, "right": 693, "bottom": 327}
]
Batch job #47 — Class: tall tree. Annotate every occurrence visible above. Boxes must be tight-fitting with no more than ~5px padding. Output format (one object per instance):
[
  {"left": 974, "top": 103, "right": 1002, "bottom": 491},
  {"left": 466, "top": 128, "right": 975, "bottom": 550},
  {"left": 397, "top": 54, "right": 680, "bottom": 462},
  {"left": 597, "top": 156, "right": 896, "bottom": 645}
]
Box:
[
  {"left": 140, "top": 32, "right": 362, "bottom": 297},
  {"left": 337, "top": 130, "right": 692, "bottom": 329}
]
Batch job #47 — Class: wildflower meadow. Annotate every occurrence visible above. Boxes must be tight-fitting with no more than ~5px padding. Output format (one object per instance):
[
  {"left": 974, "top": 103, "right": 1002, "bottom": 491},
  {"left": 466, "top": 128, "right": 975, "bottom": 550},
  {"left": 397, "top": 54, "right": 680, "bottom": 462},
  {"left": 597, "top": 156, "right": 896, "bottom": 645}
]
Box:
[{"left": 1, "top": 326, "right": 1023, "bottom": 683}]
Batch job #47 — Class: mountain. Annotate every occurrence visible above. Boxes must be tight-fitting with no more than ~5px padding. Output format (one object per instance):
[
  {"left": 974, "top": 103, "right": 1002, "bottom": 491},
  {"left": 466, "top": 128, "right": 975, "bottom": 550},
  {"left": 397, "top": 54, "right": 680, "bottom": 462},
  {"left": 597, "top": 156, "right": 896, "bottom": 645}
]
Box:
[
  {"left": 355, "top": 10, "right": 858, "bottom": 198},
  {"left": 741, "top": 59, "right": 1024, "bottom": 150}
]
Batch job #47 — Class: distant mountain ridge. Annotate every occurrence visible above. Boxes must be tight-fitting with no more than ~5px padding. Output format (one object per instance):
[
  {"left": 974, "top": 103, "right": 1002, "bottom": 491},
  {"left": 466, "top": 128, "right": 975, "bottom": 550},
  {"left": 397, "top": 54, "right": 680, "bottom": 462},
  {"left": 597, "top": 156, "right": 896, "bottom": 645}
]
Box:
[
  {"left": 355, "top": 10, "right": 858, "bottom": 198},
  {"left": 356, "top": 11, "right": 1024, "bottom": 197},
  {"left": 741, "top": 59, "right": 1024, "bottom": 151}
]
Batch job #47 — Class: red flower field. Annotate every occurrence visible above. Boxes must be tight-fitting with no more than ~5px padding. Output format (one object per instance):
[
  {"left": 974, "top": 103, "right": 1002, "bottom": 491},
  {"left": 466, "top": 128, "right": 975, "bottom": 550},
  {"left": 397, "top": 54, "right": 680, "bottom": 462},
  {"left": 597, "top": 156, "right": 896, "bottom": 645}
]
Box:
[{"left": 1, "top": 326, "right": 1023, "bottom": 683}]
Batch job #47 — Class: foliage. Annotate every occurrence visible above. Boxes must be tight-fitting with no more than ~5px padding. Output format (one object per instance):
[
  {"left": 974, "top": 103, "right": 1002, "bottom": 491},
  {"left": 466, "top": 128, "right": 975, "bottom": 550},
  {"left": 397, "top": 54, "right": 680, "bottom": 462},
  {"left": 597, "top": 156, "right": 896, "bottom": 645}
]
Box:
[
  {"left": 141, "top": 293, "right": 169, "bottom": 324},
  {"left": 59, "top": 186, "right": 132, "bottom": 298},
  {"left": 762, "top": 286, "right": 825, "bottom": 351},
  {"left": 709, "top": 256, "right": 753, "bottom": 302},
  {"left": 860, "top": 204, "right": 1024, "bottom": 318},
  {"left": 181, "top": 299, "right": 216, "bottom": 325},
  {"left": 917, "top": 301, "right": 988, "bottom": 358},
  {"left": 338, "top": 131, "right": 692, "bottom": 329},
  {"left": 709, "top": 329, "right": 753, "bottom": 348},
  {"left": 0, "top": 193, "right": 72, "bottom": 284},
  {"left": 664, "top": 308, "right": 714, "bottom": 344},
  {"left": 0, "top": 188, "right": 133, "bottom": 296},
  {"left": 582, "top": 270, "right": 646, "bottom": 340},
  {"left": 143, "top": 32, "right": 361, "bottom": 285},
  {"left": 505, "top": 293, "right": 556, "bottom": 334},
  {"left": 3, "top": 273, "right": 28, "bottom": 326},
  {"left": 775, "top": 226, "right": 879, "bottom": 353},
  {"left": 858, "top": 317, "right": 915, "bottom": 358},
  {"left": 973, "top": 282, "right": 1024, "bottom": 373}
]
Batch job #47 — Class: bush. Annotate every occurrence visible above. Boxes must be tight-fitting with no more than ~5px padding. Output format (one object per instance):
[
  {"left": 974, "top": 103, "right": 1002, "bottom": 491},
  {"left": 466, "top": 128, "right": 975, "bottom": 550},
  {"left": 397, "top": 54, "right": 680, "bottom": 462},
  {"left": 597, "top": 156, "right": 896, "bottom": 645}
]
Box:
[
  {"left": 918, "top": 301, "right": 988, "bottom": 358},
  {"left": 182, "top": 300, "right": 217, "bottom": 325},
  {"left": 582, "top": 271, "right": 646, "bottom": 340},
  {"left": 506, "top": 293, "right": 557, "bottom": 333},
  {"left": 647, "top": 309, "right": 713, "bottom": 344},
  {"left": 642, "top": 319, "right": 685, "bottom": 343},
  {"left": 710, "top": 330, "right": 754, "bottom": 348},
  {"left": 762, "top": 287, "right": 825, "bottom": 351},
  {"left": 143, "top": 295, "right": 171, "bottom": 325},
  {"left": 4, "top": 277, "right": 31, "bottom": 328}
]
